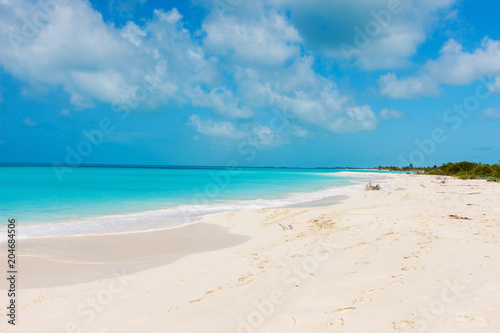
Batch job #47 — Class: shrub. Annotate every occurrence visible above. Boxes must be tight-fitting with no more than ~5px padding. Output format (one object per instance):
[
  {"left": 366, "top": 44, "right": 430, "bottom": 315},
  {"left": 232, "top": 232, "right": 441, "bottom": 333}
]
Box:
[
  {"left": 492, "top": 164, "right": 500, "bottom": 178},
  {"left": 379, "top": 161, "right": 500, "bottom": 182},
  {"left": 471, "top": 164, "right": 493, "bottom": 177},
  {"left": 442, "top": 161, "right": 477, "bottom": 175}
]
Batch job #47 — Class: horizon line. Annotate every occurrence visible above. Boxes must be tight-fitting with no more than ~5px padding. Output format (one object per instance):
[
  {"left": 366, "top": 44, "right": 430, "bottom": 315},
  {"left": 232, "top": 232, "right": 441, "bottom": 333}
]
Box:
[{"left": 0, "top": 162, "right": 378, "bottom": 170}]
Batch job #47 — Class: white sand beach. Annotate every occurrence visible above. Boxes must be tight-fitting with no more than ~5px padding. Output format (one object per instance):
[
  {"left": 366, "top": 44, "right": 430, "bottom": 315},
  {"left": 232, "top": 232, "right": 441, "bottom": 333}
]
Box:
[{"left": 2, "top": 173, "right": 500, "bottom": 332}]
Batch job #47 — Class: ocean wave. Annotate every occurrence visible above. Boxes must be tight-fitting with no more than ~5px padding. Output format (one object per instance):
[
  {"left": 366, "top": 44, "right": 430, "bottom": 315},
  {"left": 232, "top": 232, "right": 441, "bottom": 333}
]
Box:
[{"left": 9, "top": 181, "right": 389, "bottom": 239}]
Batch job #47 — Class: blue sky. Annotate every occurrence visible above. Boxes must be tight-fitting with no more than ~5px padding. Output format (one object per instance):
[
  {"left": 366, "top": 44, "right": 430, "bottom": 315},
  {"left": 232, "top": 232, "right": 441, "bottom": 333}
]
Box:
[{"left": 0, "top": 0, "right": 499, "bottom": 168}]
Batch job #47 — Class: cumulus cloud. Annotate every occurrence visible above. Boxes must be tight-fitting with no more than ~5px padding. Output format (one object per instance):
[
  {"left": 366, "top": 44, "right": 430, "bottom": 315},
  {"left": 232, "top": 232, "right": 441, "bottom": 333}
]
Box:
[
  {"left": 380, "top": 108, "right": 406, "bottom": 120},
  {"left": 235, "top": 57, "right": 377, "bottom": 133},
  {"left": 379, "top": 74, "right": 439, "bottom": 99},
  {"left": 198, "top": 0, "right": 378, "bottom": 132},
  {"left": 188, "top": 114, "right": 310, "bottom": 147},
  {"left": 1, "top": 0, "right": 142, "bottom": 107},
  {"left": 202, "top": 4, "right": 301, "bottom": 66},
  {"left": 184, "top": 86, "right": 252, "bottom": 119},
  {"left": 0, "top": 0, "right": 379, "bottom": 140},
  {"left": 380, "top": 38, "right": 500, "bottom": 98},
  {"left": 188, "top": 115, "right": 287, "bottom": 147},
  {"left": 251, "top": 125, "right": 276, "bottom": 146},
  {"left": 0, "top": 2, "right": 223, "bottom": 109},
  {"left": 488, "top": 77, "right": 500, "bottom": 94},
  {"left": 266, "top": 0, "right": 458, "bottom": 69},
  {"left": 479, "top": 107, "right": 500, "bottom": 120}
]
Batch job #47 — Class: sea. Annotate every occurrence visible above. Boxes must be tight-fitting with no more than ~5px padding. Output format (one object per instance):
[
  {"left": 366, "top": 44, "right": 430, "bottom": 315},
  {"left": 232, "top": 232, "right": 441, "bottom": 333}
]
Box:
[{"left": 0, "top": 165, "right": 390, "bottom": 239}]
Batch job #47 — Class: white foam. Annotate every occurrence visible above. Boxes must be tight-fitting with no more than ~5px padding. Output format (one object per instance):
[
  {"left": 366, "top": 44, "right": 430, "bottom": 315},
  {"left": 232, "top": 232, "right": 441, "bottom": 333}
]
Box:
[{"left": 8, "top": 181, "right": 390, "bottom": 239}]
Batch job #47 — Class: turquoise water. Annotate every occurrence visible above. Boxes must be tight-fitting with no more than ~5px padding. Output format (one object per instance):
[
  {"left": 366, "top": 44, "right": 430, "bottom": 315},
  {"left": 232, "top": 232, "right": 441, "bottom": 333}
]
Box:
[{"left": 0, "top": 166, "right": 384, "bottom": 238}]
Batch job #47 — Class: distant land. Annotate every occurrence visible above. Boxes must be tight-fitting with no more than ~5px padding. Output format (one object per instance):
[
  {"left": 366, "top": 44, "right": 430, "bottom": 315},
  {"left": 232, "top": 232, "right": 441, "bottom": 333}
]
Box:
[{"left": 379, "top": 161, "right": 500, "bottom": 182}]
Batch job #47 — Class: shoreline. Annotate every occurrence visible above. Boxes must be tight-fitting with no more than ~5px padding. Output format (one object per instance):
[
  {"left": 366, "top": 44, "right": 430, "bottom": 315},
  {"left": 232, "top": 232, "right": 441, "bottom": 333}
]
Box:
[
  {"left": 5, "top": 171, "right": 391, "bottom": 240},
  {"left": 2, "top": 173, "right": 499, "bottom": 332}
]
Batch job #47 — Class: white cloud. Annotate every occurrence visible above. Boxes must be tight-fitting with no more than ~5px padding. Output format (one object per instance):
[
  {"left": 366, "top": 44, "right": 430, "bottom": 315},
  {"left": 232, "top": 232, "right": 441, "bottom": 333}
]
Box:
[
  {"left": 184, "top": 86, "right": 252, "bottom": 119},
  {"left": 22, "top": 117, "right": 38, "bottom": 127},
  {"left": 379, "top": 74, "right": 439, "bottom": 99},
  {"left": 70, "top": 70, "right": 136, "bottom": 106},
  {"left": 251, "top": 125, "right": 275, "bottom": 146},
  {"left": 479, "top": 107, "right": 500, "bottom": 120},
  {"left": 236, "top": 57, "right": 377, "bottom": 133},
  {"left": 0, "top": 2, "right": 236, "bottom": 113},
  {"left": 488, "top": 76, "right": 500, "bottom": 94},
  {"left": 188, "top": 115, "right": 246, "bottom": 139},
  {"left": 154, "top": 7, "right": 184, "bottom": 23},
  {"left": 202, "top": 4, "right": 301, "bottom": 66},
  {"left": 1, "top": 0, "right": 140, "bottom": 106},
  {"left": 380, "top": 38, "right": 500, "bottom": 98},
  {"left": 0, "top": 0, "right": 379, "bottom": 139},
  {"left": 426, "top": 39, "right": 500, "bottom": 85},
  {"left": 265, "top": 0, "right": 458, "bottom": 69},
  {"left": 328, "top": 105, "right": 377, "bottom": 133},
  {"left": 188, "top": 115, "right": 307, "bottom": 147},
  {"left": 198, "top": 1, "right": 377, "bottom": 132},
  {"left": 380, "top": 108, "right": 405, "bottom": 120},
  {"left": 120, "top": 21, "right": 148, "bottom": 48},
  {"left": 0, "top": 4, "right": 204, "bottom": 134}
]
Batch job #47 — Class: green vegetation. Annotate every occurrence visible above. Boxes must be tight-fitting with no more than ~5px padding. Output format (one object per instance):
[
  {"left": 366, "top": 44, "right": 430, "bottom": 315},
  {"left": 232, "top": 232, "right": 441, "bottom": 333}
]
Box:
[{"left": 378, "top": 161, "right": 500, "bottom": 182}]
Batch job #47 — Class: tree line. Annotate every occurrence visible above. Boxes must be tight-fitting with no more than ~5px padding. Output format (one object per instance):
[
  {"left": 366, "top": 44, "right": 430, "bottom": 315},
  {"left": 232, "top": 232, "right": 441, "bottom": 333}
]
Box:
[{"left": 378, "top": 161, "right": 500, "bottom": 182}]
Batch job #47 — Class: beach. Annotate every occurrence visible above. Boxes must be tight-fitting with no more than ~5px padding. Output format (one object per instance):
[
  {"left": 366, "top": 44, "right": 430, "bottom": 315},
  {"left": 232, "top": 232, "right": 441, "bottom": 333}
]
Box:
[{"left": 2, "top": 172, "right": 500, "bottom": 332}]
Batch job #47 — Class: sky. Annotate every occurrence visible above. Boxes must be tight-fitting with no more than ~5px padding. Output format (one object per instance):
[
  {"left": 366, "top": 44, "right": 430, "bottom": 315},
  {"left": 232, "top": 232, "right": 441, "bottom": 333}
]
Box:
[{"left": 0, "top": 0, "right": 500, "bottom": 168}]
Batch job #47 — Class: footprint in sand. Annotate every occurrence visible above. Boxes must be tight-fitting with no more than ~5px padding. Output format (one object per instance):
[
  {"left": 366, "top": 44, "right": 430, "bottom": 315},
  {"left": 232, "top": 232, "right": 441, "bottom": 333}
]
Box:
[
  {"left": 401, "top": 266, "right": 416, "bottom": 271},
  {"left": 329, "top": 318, "right": 344, "bottom": 327},
  {"left": 367, "top": 288, "right": 384, "bottom": 294},
  {"left": 392, "top": 320, "right": 415, "bottom": 329},
  {"left": 391, "top": 274, "right": 405, "bottom": 285},
  {"left": 333, "top": 307, "right": 356, "bottom": 314},
  {"left": 353, "top": 297, "right": 372, "bottom": 304},
  {"left": 404, "top": 254, "right": 420, "bottom": 259},
  {"left": 130, "top": 317, "right": 150, "bottom": 324}
]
